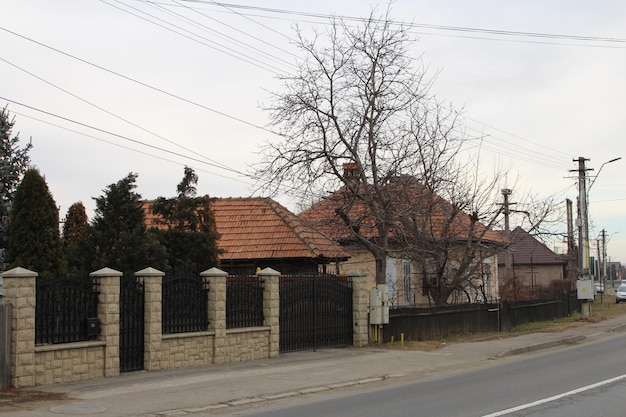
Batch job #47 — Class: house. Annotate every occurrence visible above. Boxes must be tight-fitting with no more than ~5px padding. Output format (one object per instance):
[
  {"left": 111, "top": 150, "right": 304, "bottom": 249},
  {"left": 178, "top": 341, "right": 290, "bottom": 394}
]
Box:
[
  {"left": 145, "top": 197, "right": 350, "bottom": 275},
  {"left": 497, "top": 226, "right": 567, "bottom": 299},
  {"left": 299, "top": 163, "right": 504, "bottom": 306}
]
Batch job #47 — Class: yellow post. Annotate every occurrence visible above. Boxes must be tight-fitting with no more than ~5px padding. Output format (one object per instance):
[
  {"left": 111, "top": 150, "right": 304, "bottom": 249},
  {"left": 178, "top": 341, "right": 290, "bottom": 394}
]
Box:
[{"left": 400, "top": 333, "right": 405, "bottom": 346}]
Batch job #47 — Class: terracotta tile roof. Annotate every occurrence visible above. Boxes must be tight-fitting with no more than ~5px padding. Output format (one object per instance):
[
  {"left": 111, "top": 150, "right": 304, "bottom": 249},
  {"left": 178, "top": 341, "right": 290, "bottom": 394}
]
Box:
[
  {"left": 497, "top": 227, "right": 565, "bottom": 266},
  {"left": 213, "top": 197, "right": 350, "bottom": 261},
  {"left": 300, "top": 178, "right": 503, "bottom": 244},
  {"left": 144, "top": 198, "right": 350, "bottom": 262}
]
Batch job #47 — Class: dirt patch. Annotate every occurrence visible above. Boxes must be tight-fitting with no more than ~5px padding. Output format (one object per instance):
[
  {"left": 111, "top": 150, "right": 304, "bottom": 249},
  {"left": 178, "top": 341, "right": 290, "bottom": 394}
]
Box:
[{"left": 0, "top": 388, "right": 68, "bottom": 410}]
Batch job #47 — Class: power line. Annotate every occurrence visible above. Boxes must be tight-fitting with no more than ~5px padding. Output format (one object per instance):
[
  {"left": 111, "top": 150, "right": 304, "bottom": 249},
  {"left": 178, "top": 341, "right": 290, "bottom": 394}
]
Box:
[{"left": 0, "top": 25, "right": 282, "bottom": 138}]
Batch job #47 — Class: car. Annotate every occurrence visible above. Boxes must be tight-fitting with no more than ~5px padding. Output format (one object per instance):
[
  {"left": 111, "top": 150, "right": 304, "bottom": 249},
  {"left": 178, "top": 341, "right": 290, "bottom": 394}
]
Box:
[
  {"left": 615, "top": 285, "right": 626, "bottom": 303},
  {"left": 594, "top": 282, "right": 604, "bottom": 294}
]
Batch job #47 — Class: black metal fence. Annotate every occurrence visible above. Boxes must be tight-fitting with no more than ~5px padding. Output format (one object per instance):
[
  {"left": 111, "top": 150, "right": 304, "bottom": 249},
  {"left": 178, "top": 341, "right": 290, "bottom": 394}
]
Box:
[
  {"left": 35, "top": 275, "right": 99, "bottom": 345},
  {"left": 385, "top": 290, "right": 580, "bottom": 342},
  {"left": 279, "top": 274, "right": 353, "bottom": 353},
  {"left": 162, "top": 273, "right": 209, "bottom": 334},
  {"left": 0, "top": 304, "right": 11, "bottom": 390},
  {"left": 226, "top": 275, "right": 265, "bottom": 328}
]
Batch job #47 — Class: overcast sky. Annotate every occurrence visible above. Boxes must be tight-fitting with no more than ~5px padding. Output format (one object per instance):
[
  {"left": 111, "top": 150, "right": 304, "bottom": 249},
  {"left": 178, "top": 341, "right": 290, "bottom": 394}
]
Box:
[{"left": 3, "top": 1, "right": 626, "bottom": 265}]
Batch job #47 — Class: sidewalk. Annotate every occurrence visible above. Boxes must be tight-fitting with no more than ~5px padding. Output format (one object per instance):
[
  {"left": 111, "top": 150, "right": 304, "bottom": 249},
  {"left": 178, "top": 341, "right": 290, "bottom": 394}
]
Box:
[{"left": 4, "top": 315, "right": 626, "bottom": 417}]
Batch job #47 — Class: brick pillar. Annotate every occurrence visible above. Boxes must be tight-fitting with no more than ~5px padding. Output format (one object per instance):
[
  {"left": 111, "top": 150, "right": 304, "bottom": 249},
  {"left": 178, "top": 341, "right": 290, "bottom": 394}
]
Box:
[
  {"left": 201, "top": 267, "right": 227, "bottom": 364},
  {"left": 1, "top": 267, "right": 37, "bottom": 388},
  {"left": 258, "top": 267, "right": 280, "bottom": 358},
  {"left": 136, "top": 267, "right": 164, "bottom": 371},
  {"left": 348, "top": 270, "right": 369, "bottom": 347},
  {"left": 90, "top": 267, "right": 122, "bottom": 378}
]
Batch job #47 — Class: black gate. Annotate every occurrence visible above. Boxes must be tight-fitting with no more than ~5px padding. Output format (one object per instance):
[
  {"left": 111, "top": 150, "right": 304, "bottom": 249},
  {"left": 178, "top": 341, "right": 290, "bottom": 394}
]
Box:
[
  {"left": 279, "top": 274, "right": 353, "bottom": 353},
  {"left": 119, "top": 276, "right": 144, "bottom": 372}
]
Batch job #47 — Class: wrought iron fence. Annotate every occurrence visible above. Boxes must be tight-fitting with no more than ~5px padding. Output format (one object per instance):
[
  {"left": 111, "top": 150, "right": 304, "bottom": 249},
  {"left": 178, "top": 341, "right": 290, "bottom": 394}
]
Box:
[
  {"left": 35, "top": 275, "right": 99, "bottom": 345},
  {"left": 162, "top": 273, "right": 209, "bottom": 334},
  {"left": 226, "top": 275, "right": 264, "bottom": 328}
]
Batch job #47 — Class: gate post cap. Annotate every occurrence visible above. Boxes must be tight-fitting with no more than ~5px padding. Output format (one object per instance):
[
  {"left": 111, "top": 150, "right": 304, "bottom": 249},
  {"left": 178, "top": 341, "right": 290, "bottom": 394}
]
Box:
[
  {"left": 89, "top": 267, "right": 123, "bottom": 277},
  {"left": 135, "top": 267, "right": 165, "bottom": 277},
  {"left": 200, "top": 267, "right": 228, "bottom": 277},
  {"left": 257, "top": 267, "right": 280, "bottom": 276},
  {"left": 0, "top": 266, "right": 38, "bottom": 278}
]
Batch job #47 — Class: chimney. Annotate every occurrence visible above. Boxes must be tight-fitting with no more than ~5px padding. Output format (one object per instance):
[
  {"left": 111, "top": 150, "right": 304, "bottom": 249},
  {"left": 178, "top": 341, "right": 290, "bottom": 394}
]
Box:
[{"left": 342, "top": 162, "right": 359, "bottom": 182}]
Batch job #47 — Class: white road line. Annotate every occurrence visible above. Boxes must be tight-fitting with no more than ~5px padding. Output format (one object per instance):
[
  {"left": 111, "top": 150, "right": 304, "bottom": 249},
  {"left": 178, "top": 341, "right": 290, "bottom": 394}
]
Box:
[{"left": 481, "top": 373, "right": 626, "bottom": 417}]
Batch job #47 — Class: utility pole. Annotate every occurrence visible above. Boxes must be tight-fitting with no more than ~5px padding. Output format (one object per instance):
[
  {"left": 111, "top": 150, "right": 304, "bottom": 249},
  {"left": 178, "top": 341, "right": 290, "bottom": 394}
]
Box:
[
  {"left": 499, "top": 188, "right": 516, "bottom": 298},
  {"left": 571, "top": 157, "right": 593, "bottom": 316},
  {"left": 566, "top": 199, "right": 577, "bottom": 280},
  {"left": 601, "top": 229, "right": 608, "bottom": 287}
]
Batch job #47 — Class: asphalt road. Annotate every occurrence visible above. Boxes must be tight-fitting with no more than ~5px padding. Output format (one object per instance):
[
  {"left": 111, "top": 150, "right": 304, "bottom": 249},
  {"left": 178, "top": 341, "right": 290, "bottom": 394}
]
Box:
[{"left": 216, "top": 332, "right": 626, "bottom": 417}]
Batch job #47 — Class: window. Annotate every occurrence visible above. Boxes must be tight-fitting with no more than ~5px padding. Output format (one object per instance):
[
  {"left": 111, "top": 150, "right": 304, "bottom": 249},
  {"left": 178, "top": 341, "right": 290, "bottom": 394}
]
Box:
[{"left": 402, "top": 260, "right": 413, "bottom": 304}]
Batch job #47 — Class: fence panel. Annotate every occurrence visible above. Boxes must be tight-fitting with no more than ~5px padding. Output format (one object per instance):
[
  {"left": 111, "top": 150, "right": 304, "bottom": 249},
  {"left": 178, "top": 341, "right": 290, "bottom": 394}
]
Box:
[
  {"left": 0, "top": 304, "right": 11, "bottom": 390},
  {"left": 162, "top": 273, "right": 209, "bottom": 334},
  {"left": 35, "top": 275, "right": 99, "bottom": 345},
  {"left": 386, "top": 303, "right": 500, "bottom": 342},
  {"left": 279, "top": 274, "right": 353, "bottom": 353},
  {"left": 227, "top": 275, "right": 264, "bottom": 329}
]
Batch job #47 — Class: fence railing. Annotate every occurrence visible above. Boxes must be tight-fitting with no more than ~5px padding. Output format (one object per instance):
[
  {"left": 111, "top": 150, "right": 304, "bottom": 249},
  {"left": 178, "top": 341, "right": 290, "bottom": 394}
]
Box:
[
  {"left": 0, "top": 304, "right": 11, "bottom": 390},
  {"left": 226, "top": 275, "right": 265, "bottom": 328},
  {"left": 162, "top": 273, "right": 209, "bottom": 334},
  {"left": 35, "top": 275, "right": 99, "bottom": 345}
]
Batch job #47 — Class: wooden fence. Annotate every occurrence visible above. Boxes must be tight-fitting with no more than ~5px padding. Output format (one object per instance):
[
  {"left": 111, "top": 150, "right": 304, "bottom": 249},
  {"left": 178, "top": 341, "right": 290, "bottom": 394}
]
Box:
[{"left": 0, "top": 304, "right": 11, "bottom": 390}]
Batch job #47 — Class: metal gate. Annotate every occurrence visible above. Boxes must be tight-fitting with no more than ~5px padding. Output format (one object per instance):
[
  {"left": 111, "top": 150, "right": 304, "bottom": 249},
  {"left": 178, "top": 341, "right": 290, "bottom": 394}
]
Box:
[
  {"left": 119, "top": 276, "right": 144, "bottom": 372},
  {"left": 279, "top": 274, "right": 353, "bottom": 353}
]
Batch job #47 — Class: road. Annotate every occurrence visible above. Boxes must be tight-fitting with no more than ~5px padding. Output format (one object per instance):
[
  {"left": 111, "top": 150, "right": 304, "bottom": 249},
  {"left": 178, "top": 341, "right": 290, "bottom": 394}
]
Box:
[{"left": 215, "top": 333, "right": 626, "bottom": 417}]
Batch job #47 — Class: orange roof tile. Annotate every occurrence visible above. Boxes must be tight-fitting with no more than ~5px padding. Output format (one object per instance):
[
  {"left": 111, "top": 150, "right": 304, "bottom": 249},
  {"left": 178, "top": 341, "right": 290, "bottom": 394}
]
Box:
[
  {"left": 144, "top": 198, "right": 350, "bottom": 262},
  {"left": 300, "top": 178, "right": 503, "bottom": 244}
]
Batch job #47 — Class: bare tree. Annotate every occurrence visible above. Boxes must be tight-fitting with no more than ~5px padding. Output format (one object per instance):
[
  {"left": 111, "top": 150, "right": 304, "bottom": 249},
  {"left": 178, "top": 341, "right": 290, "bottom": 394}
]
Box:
[{"left": 256, "top": 8, "right": 551, "bottom": 295}]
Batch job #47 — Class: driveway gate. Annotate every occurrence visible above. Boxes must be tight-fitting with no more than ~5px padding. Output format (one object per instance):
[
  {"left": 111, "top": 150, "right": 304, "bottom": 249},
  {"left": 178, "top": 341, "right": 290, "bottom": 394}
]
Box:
[
  {"left": 119, "top": 276, "right": 144, "bottom": 372},
  {"left": 279, "top": 274, "right": 353, "bottom": 353}
]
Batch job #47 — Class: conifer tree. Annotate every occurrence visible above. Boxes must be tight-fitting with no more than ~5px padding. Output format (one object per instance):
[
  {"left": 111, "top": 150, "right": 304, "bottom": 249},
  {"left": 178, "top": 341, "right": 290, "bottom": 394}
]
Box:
[
  {"left": 0, "top": 106, "right": 32, "bottom": 261},
  {"left": 6, "top": 168, "right": 64, "bottom": 275},
  {"left": 62, "top": 201, "right": 93, "bottom": 274},
  {"left": 91, "top": 173, "right": 167, "bottom": 273},
  {"left": 151, "top": 167, "right": 221, "bottom": 273}
]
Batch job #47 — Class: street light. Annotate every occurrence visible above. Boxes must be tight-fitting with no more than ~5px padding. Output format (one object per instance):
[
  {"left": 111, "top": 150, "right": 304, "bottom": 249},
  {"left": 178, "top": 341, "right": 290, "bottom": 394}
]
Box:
[{"left": 589, "top": 157, "right": 622, "bottom": 192}]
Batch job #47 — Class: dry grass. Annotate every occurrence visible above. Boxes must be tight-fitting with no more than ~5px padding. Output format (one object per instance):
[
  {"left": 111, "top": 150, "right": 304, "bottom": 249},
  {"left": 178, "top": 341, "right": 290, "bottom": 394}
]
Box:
[{"left": 379, "top": 294, "right": 626, "bottom": 352}]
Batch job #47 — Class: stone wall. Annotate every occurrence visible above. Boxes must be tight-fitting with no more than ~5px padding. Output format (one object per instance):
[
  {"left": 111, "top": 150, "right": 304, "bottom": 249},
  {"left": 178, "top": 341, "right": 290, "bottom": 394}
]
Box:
[{"left": 2, "top": 266, "right": 369, "bottom": 388}]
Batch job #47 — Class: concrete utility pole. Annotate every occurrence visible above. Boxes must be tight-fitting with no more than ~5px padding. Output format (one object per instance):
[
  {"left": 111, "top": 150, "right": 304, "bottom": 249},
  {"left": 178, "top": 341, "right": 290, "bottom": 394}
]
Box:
[
  {"left": 572, "top": 157, "right": 592, "bottom": 281},
  {"left": 565, "top": 199, "right": 578, "bottom": 280},
  {"left": 571, "top": 157, "right": 593, "bottom": 316}
]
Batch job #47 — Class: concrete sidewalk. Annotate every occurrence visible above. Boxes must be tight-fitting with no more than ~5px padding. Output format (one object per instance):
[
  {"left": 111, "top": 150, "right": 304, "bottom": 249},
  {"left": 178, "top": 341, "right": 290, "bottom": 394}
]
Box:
[{"left": 5, "top": 314, "right": 626, "bottom": 417}]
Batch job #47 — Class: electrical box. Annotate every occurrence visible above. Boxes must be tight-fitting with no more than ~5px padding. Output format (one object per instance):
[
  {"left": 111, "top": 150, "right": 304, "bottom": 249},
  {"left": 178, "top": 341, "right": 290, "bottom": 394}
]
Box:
[
  {"left": 369, "top": 284, "right": 390, "bottom": 325},
  {"left": 577, "top": 280, "right": 594, "bottom": 300},
  {"left": 369, "top": 287, "right": 383, "bottom": 324}
]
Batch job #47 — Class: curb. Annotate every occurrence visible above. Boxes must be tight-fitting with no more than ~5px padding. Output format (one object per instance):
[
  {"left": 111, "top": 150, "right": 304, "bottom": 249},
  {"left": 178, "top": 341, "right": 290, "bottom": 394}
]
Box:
[{"left": 496, "top": 335, "right": 586, "bottom": 358}]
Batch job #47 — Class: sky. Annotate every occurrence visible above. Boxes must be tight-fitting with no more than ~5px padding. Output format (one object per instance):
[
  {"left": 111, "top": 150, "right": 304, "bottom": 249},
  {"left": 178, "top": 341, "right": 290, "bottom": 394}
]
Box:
[{"left": 2, "top": 1, "right": 626, "bottom": 264}]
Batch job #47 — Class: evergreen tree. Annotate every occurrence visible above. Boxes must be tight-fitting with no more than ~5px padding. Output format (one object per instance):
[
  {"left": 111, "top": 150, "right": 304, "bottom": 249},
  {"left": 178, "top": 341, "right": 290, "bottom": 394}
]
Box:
[
  {"left": 6, "top": 168, "right": 64, "bottom": 275},
  {"left": 62, "top": 201, "right": 93, "bottom": 274},
  {"left": 91, "top": 173, "right": 167, "bottom": 273},
  {"left": 0, "top": 106, "right": 32, "bottom": 262},
  {"left": 151, "top": 167, "right": 221, "bottom": 273}
]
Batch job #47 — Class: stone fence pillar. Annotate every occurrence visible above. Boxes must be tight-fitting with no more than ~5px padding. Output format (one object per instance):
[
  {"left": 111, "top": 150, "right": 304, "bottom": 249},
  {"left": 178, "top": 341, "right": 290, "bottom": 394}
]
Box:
[
  {"left": 258, "top": 267, "right": 280, "bottom": 358},
  {"left": 90, "top": 267, "right": 122, "bottom": 378},
  {"left": 348, "top": 270, "right": 369, "bottom": 347},
  {"left": 136, "top": 267, "right": 164, "bottom": 371},
  {"left": 1, "top": 267, "right": 37, "bottom": 388},
  {"left": 201, "top": 267, "right": 227, "bottom": 364}
]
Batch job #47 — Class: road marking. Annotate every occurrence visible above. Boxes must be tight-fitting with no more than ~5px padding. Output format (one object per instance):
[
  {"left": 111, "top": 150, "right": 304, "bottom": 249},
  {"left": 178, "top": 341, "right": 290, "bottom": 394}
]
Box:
[{"left": 481, "top": 373, "right": 626, "bottom": 417}]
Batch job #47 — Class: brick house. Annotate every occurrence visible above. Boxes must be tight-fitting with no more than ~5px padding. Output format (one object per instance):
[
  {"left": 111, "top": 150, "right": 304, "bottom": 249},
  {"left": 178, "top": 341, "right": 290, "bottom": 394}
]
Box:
[
  {"left": 497, "top": 226, "right": 567, "bottom": 298},
  {"left": 299, "top": 164, "right": 503, "bottom": 306}
]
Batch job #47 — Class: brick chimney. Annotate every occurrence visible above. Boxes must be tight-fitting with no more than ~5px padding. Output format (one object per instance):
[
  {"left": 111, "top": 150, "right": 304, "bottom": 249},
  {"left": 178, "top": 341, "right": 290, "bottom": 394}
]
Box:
[{"left": 342, "top": 162, "right": 359, "bottom": 182}]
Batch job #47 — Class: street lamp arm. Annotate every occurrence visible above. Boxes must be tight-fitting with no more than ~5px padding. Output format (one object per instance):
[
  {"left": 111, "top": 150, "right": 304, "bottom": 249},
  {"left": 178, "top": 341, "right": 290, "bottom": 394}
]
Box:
[{"left": 589, "top": 157, "right": 622, "bottom": 192}]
